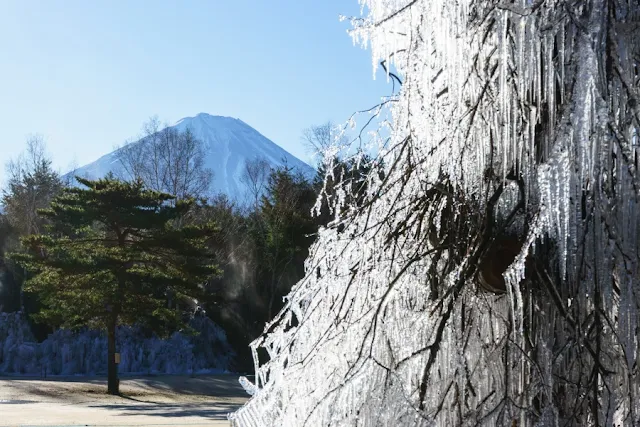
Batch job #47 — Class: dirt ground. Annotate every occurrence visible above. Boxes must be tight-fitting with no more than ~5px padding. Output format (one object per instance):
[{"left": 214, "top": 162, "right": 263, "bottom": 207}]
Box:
[{"left": 0, "top": 374, "right": 250, "bottom": 426}]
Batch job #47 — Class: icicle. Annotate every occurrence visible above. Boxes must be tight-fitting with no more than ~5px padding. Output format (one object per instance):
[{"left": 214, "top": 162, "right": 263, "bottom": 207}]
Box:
[{"left": 231, "top": 1, "right": 640, "bottom": 426}]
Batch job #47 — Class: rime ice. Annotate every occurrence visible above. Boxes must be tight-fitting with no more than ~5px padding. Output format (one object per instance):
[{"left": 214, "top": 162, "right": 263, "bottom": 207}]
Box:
[
  {"left": 231, "top": 1, "right": 640, "bottom": 426},
  {"left": 0, "top": 312, "right": 234, "bottom": 376}
]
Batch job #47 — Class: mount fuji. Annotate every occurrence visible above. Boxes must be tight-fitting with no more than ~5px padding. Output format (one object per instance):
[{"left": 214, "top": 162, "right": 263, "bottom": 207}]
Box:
[{"left": 68, "top": 113, "right": 315, "bottom": 202}]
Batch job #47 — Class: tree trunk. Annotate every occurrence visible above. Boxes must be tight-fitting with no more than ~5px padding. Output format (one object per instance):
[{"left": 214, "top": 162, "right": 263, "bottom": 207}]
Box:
[{"left": 107, "top": 317, "right": 119, "bottom": 395}]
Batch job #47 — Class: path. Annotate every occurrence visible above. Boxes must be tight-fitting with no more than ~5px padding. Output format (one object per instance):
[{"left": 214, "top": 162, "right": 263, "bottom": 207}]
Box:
[{"left": 0, "top": 374, "right": 249, "bottom": 426}]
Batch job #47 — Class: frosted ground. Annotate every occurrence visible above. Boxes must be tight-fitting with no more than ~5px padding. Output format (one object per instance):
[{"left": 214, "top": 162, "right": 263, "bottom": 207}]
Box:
[{"left": 0, "top": 374, "right": 248, "bottom": 426}]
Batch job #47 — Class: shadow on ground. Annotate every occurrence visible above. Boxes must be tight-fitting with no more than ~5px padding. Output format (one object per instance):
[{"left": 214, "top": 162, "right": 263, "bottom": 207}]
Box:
[
  {"left": 0, "top": 374, "right": 250, "bottom": 405},
  {"left": 0, "top": 374, "right": 249, "bottom": 398},
  {"left": 89, "top": 401, "right": 242, "bottom": 420},
  {"left": 122, "top": 375, "right": 249, "bottom": 397},
  {"left": 0, "top": 374, "right": 249, "bottom": 426}
]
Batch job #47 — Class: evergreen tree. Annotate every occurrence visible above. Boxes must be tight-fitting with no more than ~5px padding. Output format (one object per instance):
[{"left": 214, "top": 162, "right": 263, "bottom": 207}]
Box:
[
  {"left": 11, "top": 176, "right": 220, "bottom": 395},
  {"left": 1, "top": 137, "right": 63, "bottom": 317},
  {"left": 2, "top": 136, "right": 63, "bottom": 237},
  {"left": 256, "top": 167, "right": 316, "bottom": 320}
]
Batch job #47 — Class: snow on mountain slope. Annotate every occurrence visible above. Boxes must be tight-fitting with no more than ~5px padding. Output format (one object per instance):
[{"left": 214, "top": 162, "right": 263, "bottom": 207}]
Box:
[{"left": 68, "top": 113, "right": 315, "bottom": 202}]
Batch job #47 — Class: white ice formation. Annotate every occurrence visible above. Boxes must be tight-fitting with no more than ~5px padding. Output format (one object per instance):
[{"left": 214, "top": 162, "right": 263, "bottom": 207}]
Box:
[{"left": 231, "top": 1, "right": 640, "bottom": 426}]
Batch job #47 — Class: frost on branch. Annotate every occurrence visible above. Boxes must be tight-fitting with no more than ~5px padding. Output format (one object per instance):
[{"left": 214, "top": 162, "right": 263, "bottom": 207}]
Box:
[{"left": 231, "top": 1, "right": 640, "bottom": 426}]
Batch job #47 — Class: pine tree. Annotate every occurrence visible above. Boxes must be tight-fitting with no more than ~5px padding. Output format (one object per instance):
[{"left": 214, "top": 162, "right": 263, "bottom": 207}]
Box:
[
  {"left": 11, "top": 176, "right": 220, "bottom": 395},
  {"left": 256, "top": 167, "right": 317, "bottom": 320}
]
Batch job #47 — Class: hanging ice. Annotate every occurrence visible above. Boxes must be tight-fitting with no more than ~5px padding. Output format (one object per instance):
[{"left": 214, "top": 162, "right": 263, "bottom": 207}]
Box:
[{"left": 230, "top": 1, "right": 640, "bottom": 426}]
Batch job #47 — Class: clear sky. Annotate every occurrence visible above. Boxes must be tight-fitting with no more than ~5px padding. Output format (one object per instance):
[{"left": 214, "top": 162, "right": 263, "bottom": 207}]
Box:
[{"left": 0, "top": 1, "right": 392, "bottom": 184}]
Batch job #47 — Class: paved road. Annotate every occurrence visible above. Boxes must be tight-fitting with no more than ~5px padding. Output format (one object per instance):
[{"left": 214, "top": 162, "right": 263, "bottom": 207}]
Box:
[{"left": 0, "top": 374, "right": 249, "bottom": 426}]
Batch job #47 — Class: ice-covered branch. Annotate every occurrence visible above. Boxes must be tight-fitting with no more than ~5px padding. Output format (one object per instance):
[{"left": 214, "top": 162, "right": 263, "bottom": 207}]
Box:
[{"left": 230, "top": 1, "right": 640, "bottom": 425}]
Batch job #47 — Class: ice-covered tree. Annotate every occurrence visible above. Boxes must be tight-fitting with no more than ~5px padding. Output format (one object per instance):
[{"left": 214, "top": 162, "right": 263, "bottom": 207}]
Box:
[{"left": 231, "top": 1, "right": 640, "bottom": 426}]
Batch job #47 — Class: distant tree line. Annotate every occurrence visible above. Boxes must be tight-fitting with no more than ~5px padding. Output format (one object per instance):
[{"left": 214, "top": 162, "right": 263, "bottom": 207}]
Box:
[{"left": 0, "top": 119, "right": 375, "bottom": 375}]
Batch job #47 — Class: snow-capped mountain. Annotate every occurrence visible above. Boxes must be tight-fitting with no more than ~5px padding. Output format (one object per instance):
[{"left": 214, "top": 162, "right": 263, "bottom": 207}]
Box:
[{"left": 67, "top": 113, "right": 315, "bottom": 201}]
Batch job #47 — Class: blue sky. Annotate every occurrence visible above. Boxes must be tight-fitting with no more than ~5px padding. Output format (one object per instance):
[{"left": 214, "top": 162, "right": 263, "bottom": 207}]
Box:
[{"left": 0, "top": 1, "right": 392, "bottom": 184}]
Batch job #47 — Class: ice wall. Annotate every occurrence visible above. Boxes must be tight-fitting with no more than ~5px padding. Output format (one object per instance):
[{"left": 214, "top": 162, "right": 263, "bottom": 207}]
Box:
[{"left": 0, "top": 312, "right": 235, "bottom": 376}]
